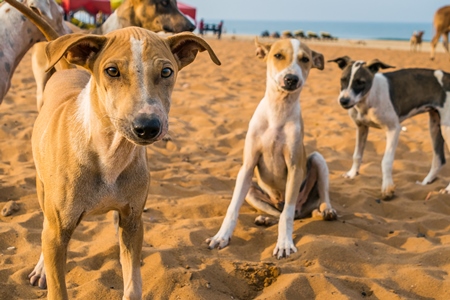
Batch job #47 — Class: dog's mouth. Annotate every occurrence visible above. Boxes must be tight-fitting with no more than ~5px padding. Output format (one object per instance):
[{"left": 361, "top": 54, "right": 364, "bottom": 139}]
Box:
[
  {"left": 280, "top": 84, "right": 302, "bottom": 92},
  {"left": 340, "top": 103, "right": 355, "bottom": 109}
]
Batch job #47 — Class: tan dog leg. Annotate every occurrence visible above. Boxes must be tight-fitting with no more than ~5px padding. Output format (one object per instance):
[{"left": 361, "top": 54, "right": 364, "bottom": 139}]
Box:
[{"left": 117, "top": 208, "right": 144, "bottom": 300}]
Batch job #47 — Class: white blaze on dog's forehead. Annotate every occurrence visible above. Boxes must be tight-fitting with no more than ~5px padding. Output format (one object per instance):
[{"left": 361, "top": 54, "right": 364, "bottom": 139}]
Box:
[
  {"left": 130, "top": 36, "right": 146, "bottom": 97},
  {"left": 339, "top": 61, "right": 364, "bottom": 101},
  {"left": 288, "top": 38, "right": 302, "bottom": 75},
  {"left": 347, "top": 60, "right": 364, "bottom": 90},
  {"left": 290, "top": 38, "right": 301, "bottom": 62},
  {"left": 434, "top": 70, "right": 444, "bottom": 86}
]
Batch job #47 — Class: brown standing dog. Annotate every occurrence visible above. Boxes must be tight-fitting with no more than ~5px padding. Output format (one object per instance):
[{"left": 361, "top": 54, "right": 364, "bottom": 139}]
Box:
[
  {"left": 431, "top": 5, "right": 450, "bottom": 60},
  {"left": 6, "top": 1, "right": 221, "bottom": 299}
]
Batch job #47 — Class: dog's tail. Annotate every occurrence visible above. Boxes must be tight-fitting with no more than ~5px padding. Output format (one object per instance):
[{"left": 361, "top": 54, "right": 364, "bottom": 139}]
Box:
[{"left": 4, "top": 0, "right": 60, "bottom": 41}]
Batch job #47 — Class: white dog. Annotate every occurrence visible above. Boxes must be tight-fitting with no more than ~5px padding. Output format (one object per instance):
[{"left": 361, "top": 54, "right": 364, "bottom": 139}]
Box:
[{"left": 207, "top": 38, "right": 337, "bottom": 259}]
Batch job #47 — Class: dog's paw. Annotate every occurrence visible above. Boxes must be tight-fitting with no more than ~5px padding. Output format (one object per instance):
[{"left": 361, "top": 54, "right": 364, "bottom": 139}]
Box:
[
  {"left": 381, "top": 185, "right": 395, "bottom": 200},
  {"left": 322, "top": 208, "right": 338, "bottom": 221},
  {"left": 273, "top": 238, "right": 297, "bottom": 259},
  {"left": 206, "top": 234, "right": 231, "bottom": 250},
  {"left": 343, "top": 170, "right": 358, "bottom": 179},
  {"left": 29, "top": 256, "right": 47, "bottom": 289},
  {"left": 314, "top": 203, "right": 337, "bottom": 221}
]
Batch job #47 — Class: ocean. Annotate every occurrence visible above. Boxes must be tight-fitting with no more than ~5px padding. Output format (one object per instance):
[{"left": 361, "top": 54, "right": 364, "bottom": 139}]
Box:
[{"left": 211, "top": 20, "right": 434, "bottom": 41}]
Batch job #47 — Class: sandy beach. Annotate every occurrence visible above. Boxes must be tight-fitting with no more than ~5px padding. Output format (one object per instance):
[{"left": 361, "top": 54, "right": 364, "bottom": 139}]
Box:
[{"left": 1, "top": 35, "right": 450, "bottom": 299}]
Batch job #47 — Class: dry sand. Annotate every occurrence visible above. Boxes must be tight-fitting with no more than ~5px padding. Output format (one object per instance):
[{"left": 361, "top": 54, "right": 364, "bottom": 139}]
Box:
[{"left": 1, "top": 35, "right": 450, "bottom": 299}]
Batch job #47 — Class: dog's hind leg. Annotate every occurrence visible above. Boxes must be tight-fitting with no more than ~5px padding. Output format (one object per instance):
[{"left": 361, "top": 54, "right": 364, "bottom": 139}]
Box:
[
  {"left": 420, "top": 110, "right": 446, "bottom": 185},
  {"left": 29, "top": 177, "right": 47, "bottom": 289},
  {"left": 443, "top": 33, "right": 450, "bottom": 58},
  {"left": 246, "top": 185, "right": 281, "bottom": 226},
  {"left": 430, "top": 32, "right": 441, "bottom": 60},
  {"left": 296, "top": 152, "right": 337, "bottom": 221}
]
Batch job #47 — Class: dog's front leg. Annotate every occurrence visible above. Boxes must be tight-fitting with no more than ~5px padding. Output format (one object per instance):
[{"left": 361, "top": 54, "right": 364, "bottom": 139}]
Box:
[
  {"left": 274, "top": 165, "right": 303, "bottom": 259},
  {"left": 381, "top": 126, "right": 400, "bottom": 200},
  {"left": 344, "top": 124, "right": 369, "bottom": 178},
  {"left": 207, "top": 161, "right": 257, "bottom": 249},
  {"left": 117, "top": 208, "right": 144, "bottom": 300},
  {"left": 41, "top": 214, "right": 77, "bottom": 300}
]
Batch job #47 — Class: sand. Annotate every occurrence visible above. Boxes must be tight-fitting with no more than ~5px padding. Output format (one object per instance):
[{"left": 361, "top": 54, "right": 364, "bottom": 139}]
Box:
[{"left": 1, "top": 35, "right": 450, "bottom": 299}]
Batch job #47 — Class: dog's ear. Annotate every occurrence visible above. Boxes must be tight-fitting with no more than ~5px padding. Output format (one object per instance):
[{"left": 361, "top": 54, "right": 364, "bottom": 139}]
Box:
[
  {"left": 45, "top": 33, "right": 107, "bottom": 72},
  {"left": 366, "top": 59, "right": 395, "bottom": 73},
  {"left": 327, "top": 56, "right": 352, "bottom": 70},
  {"left": 311, "top": 50, "right": 324, "bottom": 70},
  {"left": 255, "top": 37, "right": 271, "bottom": 59},
  {"left": 166, "top": 33, "right": 221, "bottom": 70}
]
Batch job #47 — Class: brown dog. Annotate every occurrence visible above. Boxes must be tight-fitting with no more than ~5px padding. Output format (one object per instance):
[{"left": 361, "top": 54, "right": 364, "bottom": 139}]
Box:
[
  {"left": 431, "top": 5, "right": 450, "bottom": 60},
  {"left": 410, "top": 30, "right": 424, "bottom": 52},
  {"left": 6, "top": 1, "right": 221, "bottom": 299}
]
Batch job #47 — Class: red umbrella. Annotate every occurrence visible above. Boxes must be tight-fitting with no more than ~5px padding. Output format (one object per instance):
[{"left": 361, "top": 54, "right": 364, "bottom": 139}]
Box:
[
  {"left": 61, "top": 0, "right": 112, "bottom": 15},
  {"left": 61, "top": 0, "right": 196, "bottom": 21},
  {"left": 177, "top": 2, "right": 196, "bottom": 21}
]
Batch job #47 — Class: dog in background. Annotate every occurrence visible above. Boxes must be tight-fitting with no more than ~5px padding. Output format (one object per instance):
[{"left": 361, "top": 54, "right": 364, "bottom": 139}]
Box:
[
  {"left": 0, "top": 0, "right": 70, "bottom": 104},
  {"left": 207, "top": 38, "right": 337, "bottom": 259},
  {"left": 329, "top": 56, "right": 450, "bottom": 200},
  {"left": 431, "top": 5, "right": 450, "bottom": 60},
  {"left": 410, "top": 31, "right": 424, "bottom": 52}
]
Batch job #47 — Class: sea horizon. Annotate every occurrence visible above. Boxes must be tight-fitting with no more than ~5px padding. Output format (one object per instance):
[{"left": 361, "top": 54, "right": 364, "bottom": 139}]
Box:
[{"left": 202, "top": 19, "right": 434, "bottom": 42}]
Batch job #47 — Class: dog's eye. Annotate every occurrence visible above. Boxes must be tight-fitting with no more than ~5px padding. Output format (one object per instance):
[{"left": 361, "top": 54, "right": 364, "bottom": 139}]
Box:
[
  {"left": 161, "top": 0, "right": 169, "bottom": 7},
  {"left": 161, "top": 67, "right": 173, "bottom": 78},
  {"left": 105, "top": 67, "right": 120, "bottom": 77},
  {"left": 300, "top": 56, "right": 309, "bottom": 63},
  {"left": 355, "top": 79, "right": 365, "bottom": 86},
  {"left": 274, "top": 53, "right": 283, "bottom": 60}
]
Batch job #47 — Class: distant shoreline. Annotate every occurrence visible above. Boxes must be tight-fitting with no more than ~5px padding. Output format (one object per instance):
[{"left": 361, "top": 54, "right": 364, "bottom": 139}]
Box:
[
  {"left": 198, "top": 19, "right": 433, "bottom": 43},
  {"left": 200, "top": 33, "right": 445, "bottom": 54}
]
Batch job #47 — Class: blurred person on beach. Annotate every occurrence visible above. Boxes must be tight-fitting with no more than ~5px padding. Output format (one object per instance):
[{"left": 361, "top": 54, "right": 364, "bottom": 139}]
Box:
[
  {"left": 199, "top": 18, "right": 204, "bottom": 35},
  {"left": 218, "top": 20, "right": 223, "bottom": 39}
]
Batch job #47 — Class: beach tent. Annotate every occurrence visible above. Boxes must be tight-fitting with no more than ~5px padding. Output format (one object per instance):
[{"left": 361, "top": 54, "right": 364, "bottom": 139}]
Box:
[{"left": 60, "top": 0, "right": 196, "bottom": 20}]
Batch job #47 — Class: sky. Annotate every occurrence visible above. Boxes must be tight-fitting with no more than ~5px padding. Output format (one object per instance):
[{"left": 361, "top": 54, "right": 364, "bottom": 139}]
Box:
[{"left": 183, "top": 0, "right": 450, "bottom": 23}]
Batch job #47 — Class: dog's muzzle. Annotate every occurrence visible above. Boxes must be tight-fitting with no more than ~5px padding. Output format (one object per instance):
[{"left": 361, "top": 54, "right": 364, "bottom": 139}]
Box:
[
  {"left": 339, "top": 97, "right": 354, "bottom": 109},
  {"left": 132, "top": 114, "right": 162, "bottom": 141},
  {"left": 282, "top": 74, "right": 301, "bottom": 91}
]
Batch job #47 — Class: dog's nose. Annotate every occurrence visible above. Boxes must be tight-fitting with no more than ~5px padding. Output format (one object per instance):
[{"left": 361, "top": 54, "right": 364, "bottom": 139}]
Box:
[
  {"left": 339, "top": 97, "right": 351, "bottom": 106},
  {"left": 132, "top": 115, "right": 161, "bottom": 140},
  {"left": 283, "top": 74, "right": 300, "bottom": 90}
]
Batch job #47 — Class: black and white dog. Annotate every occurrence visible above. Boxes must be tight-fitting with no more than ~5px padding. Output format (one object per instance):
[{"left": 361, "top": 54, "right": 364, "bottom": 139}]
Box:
[{"left": 329, "top": 56, "right": 450, "bottom": 199}]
